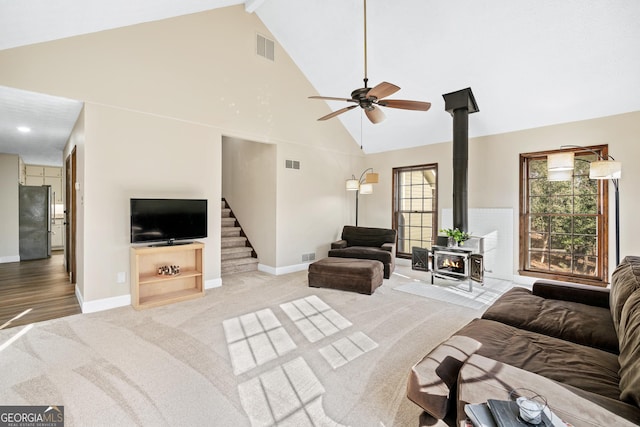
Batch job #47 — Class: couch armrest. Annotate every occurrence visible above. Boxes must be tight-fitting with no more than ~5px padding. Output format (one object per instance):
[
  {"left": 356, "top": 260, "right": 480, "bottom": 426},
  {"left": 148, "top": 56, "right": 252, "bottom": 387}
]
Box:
[
  {"left": 407, "top": 335, "right": 481, "bottom": 420},
  {"left": 532, "top": 280, "right": 610, "bottom": 309},
  {"left": 381, "top": 242, "right": 395, "bottom": 254},
  {"left": 331, "top": 240, "right": 348, "bottom": 249}
]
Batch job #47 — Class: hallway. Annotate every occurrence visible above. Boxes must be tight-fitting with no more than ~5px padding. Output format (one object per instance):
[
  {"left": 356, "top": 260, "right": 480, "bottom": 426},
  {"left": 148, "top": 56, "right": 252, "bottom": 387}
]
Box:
[{"left": 0, "top": 252, "right": 81, "bottom": 329}]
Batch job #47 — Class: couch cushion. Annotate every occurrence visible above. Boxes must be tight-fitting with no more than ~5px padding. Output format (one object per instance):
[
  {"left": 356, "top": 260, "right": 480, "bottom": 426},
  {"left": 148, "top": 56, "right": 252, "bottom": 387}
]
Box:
[
  {"left": 328, "top": 247, "right": 392, "bottom": 264},
  {"left": 407, "top": 335, "right": 481, "bottom": 419},
  {"left": 610, "top": 256, "right": 640, "bottom": 335},
  {"left": 482, "top": 286, "right": 618, "bottom": 353},
  {"left": 454, "top": 319, "right": 622, "bottom": 401},
  {"left": 457, "top": 354, "right": 640, "bottom": 427},
  {"left": 618, "top": 289, "right": 640, "bottom": 406},
  {"left": 341, "top": 225, "right": 396, "bottom": 248}
]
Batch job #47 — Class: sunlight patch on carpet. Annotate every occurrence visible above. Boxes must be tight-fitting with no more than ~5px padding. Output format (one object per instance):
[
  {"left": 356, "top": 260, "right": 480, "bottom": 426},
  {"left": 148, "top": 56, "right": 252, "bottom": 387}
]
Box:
[
  {"left": 319, "top": 331, "right": 379, "bottom": 369},
  {"left": 237, "top": 357, "right": 346, "bottom": 427},
  {"left": 223, "top": 308, "right": 297, "bottom": 375},
  {"left": 394, "top": 276, "right": 514, "bottom": 309},
  {"left": 280, "top": 296, "right": 352, "bottom": 343}
]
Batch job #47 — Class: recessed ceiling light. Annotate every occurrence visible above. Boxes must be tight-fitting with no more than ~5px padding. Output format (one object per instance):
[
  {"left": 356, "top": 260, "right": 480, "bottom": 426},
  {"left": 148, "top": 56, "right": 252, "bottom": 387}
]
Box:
[{"left": 17, "top": 126, "right": 31, "bottom": 133}]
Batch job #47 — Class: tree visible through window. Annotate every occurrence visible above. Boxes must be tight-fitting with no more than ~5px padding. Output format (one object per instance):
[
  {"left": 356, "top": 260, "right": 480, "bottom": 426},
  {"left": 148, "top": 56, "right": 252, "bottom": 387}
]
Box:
[
  {"left": 393, "top": 164, "right": 438, "bottom": 258},
  {"left": 520, "top": 147, "right": 608, "bottom": 285}
]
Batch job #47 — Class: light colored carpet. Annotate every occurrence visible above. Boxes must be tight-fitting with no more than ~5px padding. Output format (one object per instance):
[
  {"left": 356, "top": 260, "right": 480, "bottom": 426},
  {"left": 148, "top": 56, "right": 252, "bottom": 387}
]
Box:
[
  {"left": 0, "top": 265, "right": 483, "bottom": 427},
  {"left": 394, "top": 273, "right": 516, "bottom": 310}
]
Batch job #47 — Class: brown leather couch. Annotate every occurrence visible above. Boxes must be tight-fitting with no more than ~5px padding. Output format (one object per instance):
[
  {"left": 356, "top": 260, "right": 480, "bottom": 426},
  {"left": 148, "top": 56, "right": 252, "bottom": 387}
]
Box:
[
  {"left": 407, "top": 256, "right": 640, "bottom": 426},
  {"left": 328, "top": 225, "right": 397, "bottom": 279}
]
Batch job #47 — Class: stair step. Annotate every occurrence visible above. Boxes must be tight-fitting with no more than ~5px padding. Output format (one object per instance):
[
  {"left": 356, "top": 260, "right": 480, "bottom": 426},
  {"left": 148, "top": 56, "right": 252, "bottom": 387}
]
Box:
[
  {"left": 222, "top": 257, "right": 259, "bottom": 274},
  {"left": 221, "top": 236, "right": 247, "bottom": 248},
  {"left": 221, "top": 217, "right": 236, "bottom": 227},
  {"left": 221, "top": 208, "right": 232, "bottom": 218},
  {"left": 221, "top": 200, "right": 227, "bottom": 209},
  {"left": 221, "top": 227, "right": 241, "bottom": 237},
  {"left": 222, "top": 246, "right": 253, "bottom": 260}
]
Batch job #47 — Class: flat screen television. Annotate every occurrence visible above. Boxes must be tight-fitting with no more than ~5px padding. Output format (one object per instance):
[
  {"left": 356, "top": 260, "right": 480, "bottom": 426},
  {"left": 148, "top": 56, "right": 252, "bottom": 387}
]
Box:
[{"left": 130, "top": 198, "right": 207, "bottom": 245}]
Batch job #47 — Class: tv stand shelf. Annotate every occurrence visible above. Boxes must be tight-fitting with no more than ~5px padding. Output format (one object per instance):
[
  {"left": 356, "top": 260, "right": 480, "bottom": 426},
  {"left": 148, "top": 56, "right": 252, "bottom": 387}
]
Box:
[{"left": 130, "top": 242, "right": 204, "bottom": 309}]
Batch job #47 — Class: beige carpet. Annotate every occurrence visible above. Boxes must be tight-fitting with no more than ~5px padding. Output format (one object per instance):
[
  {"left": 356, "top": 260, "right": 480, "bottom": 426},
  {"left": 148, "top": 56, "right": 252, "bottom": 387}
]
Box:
[{"left": 0, "top": 265, "right": 483, "bottom": 426}]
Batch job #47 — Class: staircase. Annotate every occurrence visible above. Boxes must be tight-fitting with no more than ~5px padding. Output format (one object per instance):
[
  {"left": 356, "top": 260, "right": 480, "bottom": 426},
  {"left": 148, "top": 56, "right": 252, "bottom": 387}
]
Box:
[{"left": 221, "top": 199, "right": 259, "bottom": 275}]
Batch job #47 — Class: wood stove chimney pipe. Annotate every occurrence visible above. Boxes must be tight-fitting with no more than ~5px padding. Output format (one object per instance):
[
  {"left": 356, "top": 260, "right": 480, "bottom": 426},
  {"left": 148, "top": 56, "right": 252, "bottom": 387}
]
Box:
[{"left": 442, "top": 88, "right": 479, "bottom": 233}]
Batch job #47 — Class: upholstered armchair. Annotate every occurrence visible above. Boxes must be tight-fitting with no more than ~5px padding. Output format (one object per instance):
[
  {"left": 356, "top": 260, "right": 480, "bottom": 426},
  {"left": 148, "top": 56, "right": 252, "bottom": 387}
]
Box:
[{"left": 328, "top": 225, "right": 397, "bottom": 279}]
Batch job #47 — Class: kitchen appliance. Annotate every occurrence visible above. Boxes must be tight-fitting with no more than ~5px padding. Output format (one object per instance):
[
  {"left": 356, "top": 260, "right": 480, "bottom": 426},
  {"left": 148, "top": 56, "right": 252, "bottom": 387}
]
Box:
[{"left": 19, "top": 185, "right": 52, "bottom": 260}]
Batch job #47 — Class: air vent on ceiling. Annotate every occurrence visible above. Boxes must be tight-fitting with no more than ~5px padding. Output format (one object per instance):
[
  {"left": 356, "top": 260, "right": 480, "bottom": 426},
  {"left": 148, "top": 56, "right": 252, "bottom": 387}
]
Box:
[
  {"left": 285, "top": 160, "right": 300, "bottom": 170},
  {"left": 256, "top": 33, "right": 275, "bottom": 61}
]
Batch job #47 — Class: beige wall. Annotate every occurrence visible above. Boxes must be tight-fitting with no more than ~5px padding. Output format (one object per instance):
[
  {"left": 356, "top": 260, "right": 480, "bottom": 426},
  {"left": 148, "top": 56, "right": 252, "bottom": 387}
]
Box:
[
  {"left": 63, "top": 108, "right": 85, "bottom": 296},
  {"left": 0, "top": 154, "right": 20, "bottom": 262},
  {"left": 83, "top": 103, "right": 222, "bottom": 301},
  {"left": 275, "top": 140, "right": 361, "bottom": 268},
  {"left": 365, "top": 111, "right": 640, "bottom": 277},
  {"left": 0, "top": 6, "right": 360, "bottom": 306}
]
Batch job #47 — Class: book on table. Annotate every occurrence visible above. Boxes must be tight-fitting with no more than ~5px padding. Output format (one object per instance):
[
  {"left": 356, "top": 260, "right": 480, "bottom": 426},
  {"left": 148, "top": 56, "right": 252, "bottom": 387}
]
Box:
[{"left": 465, "top": 399, "right": 558, "bottom": 427}]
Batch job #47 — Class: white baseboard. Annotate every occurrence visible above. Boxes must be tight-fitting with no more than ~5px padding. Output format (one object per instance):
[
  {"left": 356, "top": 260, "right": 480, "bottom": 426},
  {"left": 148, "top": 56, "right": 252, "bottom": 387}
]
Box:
[
  {"left": 76, "top": 285, "right": 131, "bottom": 313},
  {"left": 75, "top": 278, "right": 220, "bottom": 314},
  {"left": 258, "top": 262, "right": 309, "bottom": 275},
  {"left": 205, "top": 278, "right": 222, "bottom": 289},
  {"left": 0, "top": 255, "right": 20, "bottom": 264}
]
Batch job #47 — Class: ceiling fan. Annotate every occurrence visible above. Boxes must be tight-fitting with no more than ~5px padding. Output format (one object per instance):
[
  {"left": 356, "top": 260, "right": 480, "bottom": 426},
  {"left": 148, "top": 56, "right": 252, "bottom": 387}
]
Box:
[{"left": 309, "top": 0, "right": 431, "bottom": 124}]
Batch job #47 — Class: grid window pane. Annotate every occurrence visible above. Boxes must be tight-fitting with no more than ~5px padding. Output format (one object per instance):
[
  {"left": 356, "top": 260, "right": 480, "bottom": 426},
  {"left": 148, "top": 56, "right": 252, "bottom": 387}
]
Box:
[
  {"left": 394, "top": 165, "right": 437, "bottom": 256},
  {"left": 521, "top": 150, "right": 606, "bottom": 281}
]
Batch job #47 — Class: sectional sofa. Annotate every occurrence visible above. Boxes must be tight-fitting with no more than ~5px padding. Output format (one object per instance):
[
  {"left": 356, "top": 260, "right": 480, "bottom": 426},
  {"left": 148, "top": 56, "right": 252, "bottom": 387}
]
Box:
[{"left": 407, "top": 256, "right": 640, "bottom": 426}]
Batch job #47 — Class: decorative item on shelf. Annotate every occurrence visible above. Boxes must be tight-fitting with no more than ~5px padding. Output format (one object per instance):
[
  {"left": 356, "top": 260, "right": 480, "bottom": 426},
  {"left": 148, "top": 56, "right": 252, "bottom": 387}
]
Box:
[
  {"left": 547, "top": 145, "right": 622, "bottom": 265},
  {"left": 345, "top": 167, "right": 379, "bottom": 226},
  {"left": 440, "top": 228, "right": 470, "bottom": 247},
  {"left": 157, "top": 265, "right": 181, "bottom": 276}
]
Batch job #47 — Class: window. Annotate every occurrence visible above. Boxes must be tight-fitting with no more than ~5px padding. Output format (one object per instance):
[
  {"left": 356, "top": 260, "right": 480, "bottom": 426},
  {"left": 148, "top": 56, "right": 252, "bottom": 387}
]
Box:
[
  {"left": 519, "top": 146, "right": 608, "bottom": 286},
  {"left": 393, "top": 164, "right": 438, "bottom": 258}
]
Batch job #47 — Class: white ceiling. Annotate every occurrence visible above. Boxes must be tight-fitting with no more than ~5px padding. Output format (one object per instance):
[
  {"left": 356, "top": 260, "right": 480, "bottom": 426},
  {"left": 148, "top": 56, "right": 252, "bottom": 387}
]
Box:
[
  {"left": 0, "top": 86, "right": 83, "bottom": 166},
  {"left": 1, "top": 0, "right": 639, "bottom": 162}
]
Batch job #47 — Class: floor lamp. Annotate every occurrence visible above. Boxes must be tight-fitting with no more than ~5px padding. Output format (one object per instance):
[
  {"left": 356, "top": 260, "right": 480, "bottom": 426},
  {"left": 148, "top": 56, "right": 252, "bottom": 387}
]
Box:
[
  {"left": 346, "top": 168, "right": 378, "bottom": 226},
  {"left": 548, "top": 146, "right": 622, "bottom": 266}
]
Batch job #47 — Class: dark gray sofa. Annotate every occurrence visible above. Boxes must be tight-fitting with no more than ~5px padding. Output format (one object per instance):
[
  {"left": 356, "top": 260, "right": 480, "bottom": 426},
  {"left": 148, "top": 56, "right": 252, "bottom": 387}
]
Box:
[
  {"left": 407, "top": 256, "right": 640, "bottom": 426},
  {"left": 328, "top": 225, "right": 396, "bottom": 279}
]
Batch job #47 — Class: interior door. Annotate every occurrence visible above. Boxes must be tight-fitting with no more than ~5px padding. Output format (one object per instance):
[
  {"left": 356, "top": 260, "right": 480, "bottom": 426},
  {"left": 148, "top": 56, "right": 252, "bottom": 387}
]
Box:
[{"left": 65, "top": 148, "right": 77, "bottom": 283}]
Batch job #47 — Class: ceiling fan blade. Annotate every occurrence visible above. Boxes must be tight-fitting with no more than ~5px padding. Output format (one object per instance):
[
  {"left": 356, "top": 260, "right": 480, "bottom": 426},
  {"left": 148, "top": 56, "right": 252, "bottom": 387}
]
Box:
[
  {"left": 378, "top": 99, "right": 432, "bottom": 111},
  {"left": 317, "top": 105, "right": 358, "bottom": 121},
  {"left": 365, "top": 106, "right": 386, "bottom": 124},
  {"left": 309, "top": 95, "right": 356, "bottom": 102},
  {"left": 367, "top": 82, "right": 400, "bottom": 100}
]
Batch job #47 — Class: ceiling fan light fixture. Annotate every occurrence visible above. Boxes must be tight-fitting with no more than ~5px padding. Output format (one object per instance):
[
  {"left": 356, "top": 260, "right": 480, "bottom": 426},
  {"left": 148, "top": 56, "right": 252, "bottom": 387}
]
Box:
[{"left": 308, "top": 0, "right": 431, "bottom": 124}]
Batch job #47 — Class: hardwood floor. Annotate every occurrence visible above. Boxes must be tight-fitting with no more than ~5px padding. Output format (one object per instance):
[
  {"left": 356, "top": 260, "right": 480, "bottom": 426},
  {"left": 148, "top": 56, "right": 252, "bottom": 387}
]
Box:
[{"left": 0, "top": 252, "right": 81, "bottom": 330}]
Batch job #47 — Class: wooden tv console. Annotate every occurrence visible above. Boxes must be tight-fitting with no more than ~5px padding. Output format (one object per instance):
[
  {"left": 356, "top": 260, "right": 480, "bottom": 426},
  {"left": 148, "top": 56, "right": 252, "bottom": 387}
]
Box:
[{"left": 130, "top": 242, "right": 204, "bottom": 309}]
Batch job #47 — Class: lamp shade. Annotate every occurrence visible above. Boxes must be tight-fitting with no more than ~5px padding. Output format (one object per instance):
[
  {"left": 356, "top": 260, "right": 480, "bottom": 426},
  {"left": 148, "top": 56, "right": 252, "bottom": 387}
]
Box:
[
  {"left": 589, "top": 160, "right": 621, "bottom": 180},
  {"left": 547, "top": 169, "right": 573, "bottom": 182},
  {"left": 359, "top": 183, "right": 373, "bottom": 194},
  {"left": 346, "top": 179, "right": 359, "bottom": 191},
  {"left": 547, "top": 152, "right": 574, "bottom": 171},
  {"left": 364, "top": 172, "right": 379, "bottom": 183}
]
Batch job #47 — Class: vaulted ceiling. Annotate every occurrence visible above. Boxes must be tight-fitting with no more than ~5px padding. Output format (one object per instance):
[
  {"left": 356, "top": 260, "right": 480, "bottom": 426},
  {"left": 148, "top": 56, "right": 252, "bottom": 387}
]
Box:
[{"left": 1, "top": 0, "right": 639, "bottom": 164}]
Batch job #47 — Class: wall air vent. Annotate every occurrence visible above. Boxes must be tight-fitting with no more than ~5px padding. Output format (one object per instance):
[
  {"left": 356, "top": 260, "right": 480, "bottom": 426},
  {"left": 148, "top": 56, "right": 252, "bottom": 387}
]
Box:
[
  {"left": 285, "top": 160, "right": 300, "bottom": 170},
  {"left": 256, "top": 34, "right": 275, "bottom": 61}
]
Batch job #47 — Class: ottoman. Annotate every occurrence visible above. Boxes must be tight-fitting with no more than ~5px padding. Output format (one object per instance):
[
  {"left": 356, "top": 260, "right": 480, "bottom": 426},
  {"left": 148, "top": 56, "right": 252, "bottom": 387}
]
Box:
[{"left": 308, "top": 257, "right": 384, "bottom": 295}]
